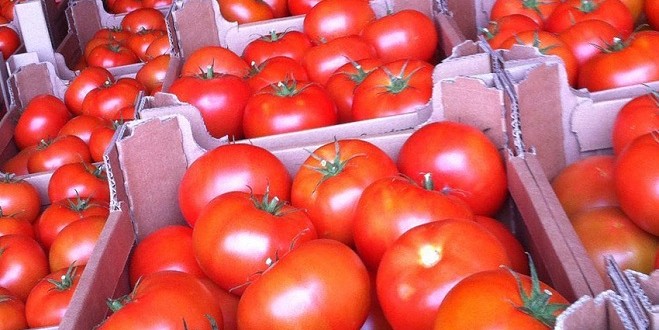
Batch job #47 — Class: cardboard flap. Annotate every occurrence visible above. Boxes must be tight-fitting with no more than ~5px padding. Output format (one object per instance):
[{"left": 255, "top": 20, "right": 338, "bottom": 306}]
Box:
[
  {"left": 555, "top": 291, "right": 625, "bottom": 330},
  {"left": 435, "top": 13, "right": 470, "bottom": 58},
  {"left": 224, "top": 16, "right": 304, "bottom": 56},
  {"left": 69, "top": 0, "right": 103, "bottom": 49},
  {"left": 14, "top": 0, "right": 56, "bottom": 64},
  {"left": 171, "top": 0, "right": 228, "bottom": 57},
  {"left": 9, "top": 62, "right": 59, "bottom": 107},
  {"left": 571, "top": 97, "right": 624, "bottom": 154},
  {"left": 444, "top": 0, "right": 494, "bottom": 41},
  {"left": 435, "top": 42, "right": 490, "bottom": 78}
]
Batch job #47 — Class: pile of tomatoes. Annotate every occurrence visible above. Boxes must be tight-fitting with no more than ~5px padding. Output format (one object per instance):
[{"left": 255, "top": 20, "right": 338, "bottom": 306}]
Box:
[{"left": 484, "top": 0, "right": 659, "bottom": 91}]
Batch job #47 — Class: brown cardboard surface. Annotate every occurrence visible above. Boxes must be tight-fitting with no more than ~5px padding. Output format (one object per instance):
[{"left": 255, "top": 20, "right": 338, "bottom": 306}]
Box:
[{"left": 555, "top": 291, "right": 629, "bottom": 330}]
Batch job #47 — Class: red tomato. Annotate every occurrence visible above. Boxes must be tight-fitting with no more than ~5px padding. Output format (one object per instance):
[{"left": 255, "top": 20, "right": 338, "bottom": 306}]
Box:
[
  {"left": 0, "top": 287, "right": 27, "bottom": 329},
  {"left": 351, "top": 59, "right": 433, "bottom": 121},
  {"left": 500, "top": 30, "right": 578, "bottom": 86},
  {"left": 0, "top": 213, "right": 35, "bottom": 238},
  {"left": 25, "top": 265, "right": 84, "bottom": 327},
  {"left": 397, "top": 121, "right": 508, "bottom": 216},
  {"left": 242, "top": 80, "right": 337, "bottom": 138},
  {"left": 199, "top": 278, "right": 240, "bottom": 330},
  {"left": 82, "top": 78, "right": 143, "bottom": 121},
  {"left": 48, "top": 162, "right": 110, "bottom": 203},
  {"left": 558, "top": 20, "right": 622, "bottom": 67},
  {"left": 481, "top": 14, "right": 540, "bottom": 50},
  {"left": 242, "top": 31, "right": 312, "bottom": 66},
  {"left": 110, "top": 0, "right": 143, "bottom": 13},
  {"left": 168, "top": 71, "right": 251, "bottom": 139},
  {"left": 0, "top": 26, "right": 20, "bottom": 60},
  {"left": 325, "top": 58, "right": 382, "bottom": 123},
  {"left": 126, "top": 29, "right": 166, "bottom": 61},
  {"left": 0, "top": 174, "right": 41, "bottom": 224},
  {"left": 473, "top": 215, "right": 529, "bottom": 275},
  {"left": 360, "top": 10, "right": 438, "bottom": 63},
  {"left": 120, "top": 7, "right": 167, "bottom": 32},
  {"left": 301, "top": 35, "right": 376, "bottom": 85},
  {"left": 14, "top": 94, "right": 72, "bottom": 150},
  {"left": 217, "top": 0, "right": 274, "bottom": 23},
  {"left": 178, "top": 143, "right": 292, "bottom": 226},
  {"left": 245, "top": 56, "right": 309, "bottom": 93},
  {"left": 434, "top": 265, "right": 568, "bottom": 329},
  {"left": 377, "top": 219, "right": 511, "bottom": 329},
  {"left": 143, "top": 34, "right": 171, "bottom": 60},
  {"left": 193, "top": 190, "right": 317, "bottom": 295},
  {"left": 615, "top": 132, "right": 659, "bottom": 236},
  {"left": 0, "top": 235, "right": 50, "bottom": 301},
  {"left": 291, "top": 139, "right": 399, "bottom": 246},
  {"left": 57, "top": 114, "right": 109, "bottom": 145},
  {"left": 84, "top": 38, "right": 117, "bottom": 61},
  {"left": 489, "top": 0, "right": 561, "bottom": 28},
  {"left": 353, "top": 175, "right": 474, "bottom": 271},
  {"left": 544, "top": 0, "right": 634, "bottom": 36},
  {"left": 35, "top": 197, "right": 109, "bottom": 252},
  {"left": 86, "top": 43, "right": 140, "bottom": 68},
  {"left": 129, "top": 225, "right": 205, "bottom": 287},
  {"left": 180, "top": 45, "right": 250, "bottom": 77},
  {"left": 263, "top": 0, "right": 288, "bottom": 17},
  {"left": 136, "top": 54, "right": 170, "bottom": 94},
  {"left": 48, "top": 215, "right": 106, "bottom": 272},
  {"left": 287, "top": 0, "right": 320, "bottom": 15},
  {"left": 89, "top": 122, "right": 119, "bottom": 163},
  {"left": 26, "top": 135, "right": 92, "bottom": 174},
  {"left": 303, "top": 0, "right": 375, "bottom": 44},
  {"left": 98, "top": 271, "right": 223, "bottom": 329},
  {"left": 578, "top": 31, "right": 659, "bottom": 91},
  {"left": 647, "top": 0, "right": 659, "bottom": 29},
  {"left": 551, "top": 155, "right": 618, "bottom": 217},
  {"left": 142, "top": 0, "right": 172, "bottom": 8},
  {"left": 237, "top": 239, "right": 370, "bottom": 328},
  {"left": 64, "top": 67, "right": 115, "bottom": 116},
  {"left": 92, "top": 28, "right": 132, "bottom": 45},
  {"left": 618, "top": 0, "right": 645, "bottom": 21},
  {"left": 611, "top": 92, "right": 659, "bottom": 155},
  {"left": 1, "top": 146, "right": 37, "bottom": 176}
]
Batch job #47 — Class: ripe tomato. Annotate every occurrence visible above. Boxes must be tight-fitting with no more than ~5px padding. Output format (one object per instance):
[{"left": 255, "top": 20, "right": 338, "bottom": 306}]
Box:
[
  {"left": 0, "top": 287, "right": 27, "bottom": 329},
  {"left": 136, "top": 54, "right": 170, "bottom": 94},
  {"left": 237, "top": 239, "right": 370, "bottom": 329},
  {"left": 142, "top": 0, "right": 172, "bottom": 8},
  {"left": 144, "top": 34, "right": 171, "bottom": 60},
  {"left": 193, "top": 190, "right": 317, "bottom": 295},
  {"left": 0, "top": 174, "right": 41, "bottom": 223},
  {"left": 0, "top": 213, "right": 35, "bottom": 238},
  {"left": 86, "top": 43, "right": 140, "bottom": 68},
  {"left": 291, "top": 139, "right": 398, "bottom": 246},
  {"left": 25, "top": 265, "right": 84, "bottom": 327},
  {"left": 301, "top": 35, "right": 376, "bottom": 85},
  {"left": 615, "top": 132, "right": 659, "bottom": 236},
  {"left": 242, "top": 80, "right": 338, "bottom": 138},
  {"left": 84, "top": 38, "right": 117, "bottom": 61},
  {"left": 48, "top": 215, "right": 106, "bottom": 272},
  {"left": 14, "top": 94, "right": 72, "bottom": 150},
  {"left": 611, "top": 92, "right": 659, "bottom": 155},
  {"left": 180, "top": 45, "right": 250, "bottom": 77},
  {"left": 92, "top": 28, "right": 132, "bottom": 45},
  {"left": 120, "top": 7, "right": 167, "bottom": 32},
  {"left": 558, "top": 20, "right": 622, "bottom": 67},
  {"left": 199, "top": 278, "right": 240, "bottom": 330},
  {"left": 473, "top": 215, "right": 529, "bottom": 275},
  {"left": 353, "top": 175, "right": 474, "bottom": 271},
  {"left": 544, "top": 0, "right": 634, "bottom": 36},
  {"left": 241, "top": 31, "right": 312, "bottom": 66},
  {"left": 64, "top": 67, "right": 115, "bottom": 116},
  {"left": 35, "top": 197, "right": 109, "bottom": 252},
  {"left": 126, "top": 29, "right": 166, "bottom": 61},
  {"left": 26, "top": 135, "right": 92, "bottom": 174},
  {"left": 618, "top": 0, "right": 645, "bottom": 22},
  {"left": 647, "top": 0, "right": 659, "bottom": 29},
  {"left": 89, "top": 122, "right": 119, "bottom": 162},
  {"left": 129, "top": 225, "right": 204, "bottom": 287},
  {"left": 500, "top": 30, "right": 578, "bottom": 86},
  {"left": 481, "top": 14, "right": 540, "bottom": 50},
  {"left": 360, "top": 9, "right": 438, "bottom": 63},
  {"left": 1, "top": 146, "right": 37, "bottom": 176},
  {"left": 217, "top": 0, "right": 274, "bottom": 23},
  {"left": 433, "top": 264, "right": 568, "bottom": 329},
  {"left": 110, "top": 0, "right": 143, "bottom": 13},
  {"left": 578, "top": 31, "right": 659, "bottom": 91},
  {"left": 325, "top": 58, "right": 382, "bottom": 123},
  {"left": 98, "top": 271, "right": 223, "bottom": 329},
  {"left": 303, "top": 0, "right": 375, "bottom": 44},
  {"left": 82, "top": 78, "right": 144, "bottom": 121},
  {"left": 287, "top": 0, "right": 320, "bottom": 15},
  {"left": 244, "top": 56, "right": 309, "bottom": 93},
  {"left": 397, "top": 121, "right": 508, "bottom": 216},
  {"left": 489, "top": 0, "right": 561, "bottom": 28},
  {"left": 0, "top": 26, "right": 20, "bottom": 60},
  {"left": 0, "top": 235, "right": 50, "bottom": 301},
  {"left": 178, "top": 143, "right": 292, "bottom": 226},
  {"left": 351, "top": 59, "right": 433, "bottom": 121},
  {"left": 169, "top": 71, "right": 251, "bottom": 139},
  {"left": 551, "top": 155, "right": 618, "bottom": 218},
  {"left": 57, "top": 114, "right": 109, "bottom": 145},
  {"left": 376, "top": 219, "right": 511, "bottom": 329},
  {"left": 47, "top": 162, "right": 110, "bottom": 203}
]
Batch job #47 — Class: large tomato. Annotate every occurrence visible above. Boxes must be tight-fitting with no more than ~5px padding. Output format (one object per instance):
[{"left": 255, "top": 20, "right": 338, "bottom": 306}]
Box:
[
  {"left": 193, "top": 190, "right": 317, "bottom": 295},
  {"left": 0, "top": 26, "right": 21, "bottom": 60},
  {"left": 199, "top": 278, "right": 240, "bottom": 330},
  {"left": 578, "top": 31, "right": 659, "bottom": 92},
  {"left": 351, "top": 59, "right": 433, "bottom": 121},
  {"left": 24, "top": 265, "right": 84, "bottom": 327},
  {"left": 48, "top": 215, "right": 107, "bottom": 272},
  {"left": 180, "top": 46, "right": 250, "bottom": 77},
  {"left": 82, "top": 78, "right": 144, "bottom": 121},
  {"left": 291, "top": 139, "right": 398, "bottom": 246},
  {"left": 301, "top": 35, "right": 376, "bottom": 85},
  {"left": 26, "top": 135, "right": 92, "bottom": 174},
  {"left": 241, "top": 31, "right": 313, "bottom": 66},
  {"left": 126, "top": 29, "right": 166, "bottom": 61},
  {"left": 647, "top": 0, "right": 659, "bottom": 29},
  {"left": 97, "top": 271, "right": 223, "bottom": 329},
  {"left": 287, "top": 0, "right": 320, "bottom": 15},
  {"left": 558, "top": 19, "right": 622, "bottom": 67},
  {"left": 0, "top": 212, "right": 35, "bottom": 238},
  {"left": 433, "top": 264, "right": 568, "bottom": 329},
  {"left": 302, "top": 0, "right": 375, "bottom": 44},
  {"left": 242, "top": 80, "right": 338, "bottom": 138},
  {"left": 217, "top": 0, "right": 274, "bottom": 23},
  {"left": 86, "top": 43, "right": 140, "bottom": 68},
  {"left": 135, "top": 54, "right": 170, "bottom": 94},
  {"left": 489, "top": 0, "right": 561, "bottom": 28},
  {"left": 0, "top": 174, "right": 41, "bottom": 224},
  {"left": 481, "top": 14, "right": 540, "bottom": 50},
  {"left": 615, "top": 132, "right": 659, "bottom": 236},
  {"left": 0, "top": 287, "right": 27, "bottom": 329},
  {"left": 129, "top": 225, "right": 205, "bottom": 287},
  {"left": 551, "top": 155, "right": 618, "bottom": 218},
  {"left": 47, "top": 162, "right": 110, "bottom": 203},
  {"left": 89, "top": 122, "right": 119, "bottom": 163},
  {"left": 0, "top": 235, "right": 50, "bottom": 301},
  {"left": 352, "top": 175, "right": 474, "bottom": 271},
  {"left": 244, "top": 56, "right": 309, "bottom": 93},
  {"left": 397, "top": 121, "right": 508, "bottom": 216},
  {"left": 360, "top": 9, "right": 438, "bottom": 63},
  {"left": 473, "top": 215, "right": 529, "bottom": 275},
  {"left": 57, "top": 114, "right": 110, "bottom": 145},
  {"left": 178, "top": 143, "right": 291, "bottom": 227},
  {"left": 325, "top": 58, "right": 383, "bottom": 123},
  {"left": 120, "top": 7, "right": 167, "bottom": 32},
  {"left": 168, "top": 71, "right": 251, "bottom": 139},
  {"left": 376, "top": 219, "right": 511, "bottom": 330},
  {"left": 611, "top": 92, "right": 659, "bottom": 155},
  {"left": 144, "top": 34, "right": 171, "bottom": 60},
  {"left": 544, "top": 0, "right": 634, "bottom": 35},
  {"left": 1, "top": 146, "right": 37, "bottom": 176},
  {"left": 237, "top": 239, "right": 370, "bottom": 329},
  {"left": 14, "top": 94, "right": 72, "bottom": 150}
]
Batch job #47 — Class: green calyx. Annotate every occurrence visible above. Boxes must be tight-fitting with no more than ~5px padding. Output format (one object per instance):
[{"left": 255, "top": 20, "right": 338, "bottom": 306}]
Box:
[
  {"left": 579, "top": 0, "right": 596, "bottom": 13},
  {"left": 273, "top": 80, "right": 306, "bottom": 97},
  {"left": 381, "top": 61, "right": 422, "bottom": 94},
  {"left": 107, "top": 277, "right": 141, "bottom": 312},
  {"left": 507, "top": 255, "right": 569, "bottom": 328},
  {"left": 65, "top": 194, "right": 97, "bottom": 212},
  {"left": 47, "top": 262, "right": 78, "bottom": 291},
  {"left": 262, "top": 30, "right": 284, "bottom": 42},
  {"left": 304, "top": 139, "right": 364, "bottom": 192},
  {"left": 421, "top": 173, "right": 435, "bottom": 191},
  {"left": 250, "top": 187, "right": 286, "bottom": 216},
  {"left": 348, "top": 62, "right": 371, "bottom": 85},
  {"left": 0, "top": 172, "right": 19, "bottom": 183}
]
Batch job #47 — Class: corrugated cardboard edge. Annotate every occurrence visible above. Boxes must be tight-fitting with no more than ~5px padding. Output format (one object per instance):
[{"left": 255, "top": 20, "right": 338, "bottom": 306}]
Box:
[{"left": 555, "top": 290, "right": 632, "bottom": 330}]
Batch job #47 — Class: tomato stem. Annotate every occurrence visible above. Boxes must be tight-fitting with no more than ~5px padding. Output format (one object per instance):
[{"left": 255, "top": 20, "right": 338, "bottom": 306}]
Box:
[
  {"left": 422, "top": 173, "right": 435, "bottom": 191},
  {"left": 249, "top": 186, "right": 286, "bottom": 215},
  {"left": 579, "top": 0, "right": 596, "bottom": 13},
  {"left": 47, "top": 262, "right": 78, "bottom": 291}
]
